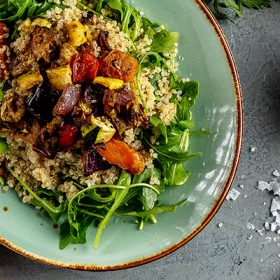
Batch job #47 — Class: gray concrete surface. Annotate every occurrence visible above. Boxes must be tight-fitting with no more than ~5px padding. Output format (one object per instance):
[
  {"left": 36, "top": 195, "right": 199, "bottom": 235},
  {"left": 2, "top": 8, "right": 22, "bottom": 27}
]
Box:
[{"left": 1, "top": 3, "right": 280, "bottom": 280}]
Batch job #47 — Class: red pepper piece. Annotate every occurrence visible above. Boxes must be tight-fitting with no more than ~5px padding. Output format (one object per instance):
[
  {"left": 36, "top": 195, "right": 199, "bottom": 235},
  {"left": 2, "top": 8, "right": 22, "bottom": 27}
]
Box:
[{"left": 58, "top": 123, "right": 79, "bottom": 149}]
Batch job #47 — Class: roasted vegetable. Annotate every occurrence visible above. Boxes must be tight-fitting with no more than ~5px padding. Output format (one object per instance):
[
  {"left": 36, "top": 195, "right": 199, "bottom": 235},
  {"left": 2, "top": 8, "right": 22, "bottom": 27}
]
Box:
[
  {"left": 18, "top": 18, "right": 31, "bottom": 31},
  {"left": 93, "top": 76, "right": 124, "bottom": 90},
  {"left": 103, "top": 87, "right": 148, "bottom": 134},
  {"left": 46, "top": 65, "right": 72, "bottom": 91},
  {"left": 0, "top": 22, "right": 9, "bottom": 45},
  {"left": 53, "top": 84, "right": 81, "bottom": 117},
  {"left": 0, "top": 91, "right": 26, "bottom": 123},
  {"left": 11, "top": 49, "right": 38, "bottom": 78},
  {"left": 58, "top": 123, "right": 79, "bottom": 149},
  {"left": 96, "top": 138, "right": 145, "bottom": 174},
  {"left": 16, "top": 71, "right": 43, "bottom": 93},
  {"left": 83, "top": 85, "right": 104, "bottom": 116},
  {"left": 83, "top": 149, "right": 110, "bottom": 176},
  {"left": 31, "top": 26, "right": 58, "bottom": 63},
  {"left": 72, "top": 50, "right": 99, "bottom": 84},
  {"left": 99, "top": 50, "right": 139, "bottom": 83},
  {"left": 0, "top": 22, "right": 9, "bottom": 80},
  {"left": 32, "top": 18, "right": 52, "bottom": 28},
  {"left": 66, "top": 21, "right": 88, "bottom": 47},
  {"left": 31, "top": 116, "right": 63, "bottom": 159},
  {"left": 81, "top": 115, "right": 116, "bottom": 144},
  {"left": 27, "top": 83, "right": 59, "bottom": 122},
  {"left": 98, "top": 30, "right": 111, "bottom": 52}
]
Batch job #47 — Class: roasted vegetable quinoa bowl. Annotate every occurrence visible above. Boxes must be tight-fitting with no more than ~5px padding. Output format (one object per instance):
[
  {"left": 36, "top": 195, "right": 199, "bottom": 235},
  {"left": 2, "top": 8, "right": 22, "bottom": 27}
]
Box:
[{"left": 0, "top": 0, "right": 200, "bottom": 248}]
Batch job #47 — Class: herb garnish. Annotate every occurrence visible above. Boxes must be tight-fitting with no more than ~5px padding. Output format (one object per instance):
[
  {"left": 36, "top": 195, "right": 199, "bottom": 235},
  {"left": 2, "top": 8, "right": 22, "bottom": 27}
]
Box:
[{"left": 204, "top": 0, "right": 271, "bottom": 19}]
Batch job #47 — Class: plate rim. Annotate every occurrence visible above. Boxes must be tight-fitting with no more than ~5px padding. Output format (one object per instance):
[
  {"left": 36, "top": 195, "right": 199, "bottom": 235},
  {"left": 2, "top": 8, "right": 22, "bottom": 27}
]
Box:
[{"left": 0, "top": 0, "right": 243, "bottom": 271}]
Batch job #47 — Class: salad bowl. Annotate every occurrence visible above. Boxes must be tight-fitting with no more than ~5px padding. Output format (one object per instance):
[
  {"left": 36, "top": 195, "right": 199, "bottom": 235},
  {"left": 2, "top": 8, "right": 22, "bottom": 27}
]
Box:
[{"left": 0, "top": 0, "right": 242, "bottom": 270}]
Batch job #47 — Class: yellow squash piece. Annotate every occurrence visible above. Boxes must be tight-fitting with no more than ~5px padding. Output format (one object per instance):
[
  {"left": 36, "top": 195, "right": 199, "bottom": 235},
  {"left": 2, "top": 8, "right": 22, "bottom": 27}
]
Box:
[
  {"left": 93, "top": 76, "right": 124, "bottom": 90},
  {"left": 18, "top": 18, "right": 32, "bottom": 31},
  {"left": 32, "top": 18, "right": 52, "bottom": 28},
  {"left": 78, "top": 100, "right": 92, "bottom": 114},
  {"left": 46, "top": 65, "right": 72, "bottom": 91},
  {"left": 81, "top": 115, "right": 116, "bottom": 144},
  {"left": 66, "top": 21, "right": 88, "bottom": 47},
  {"left": 16, "top": 72, "right": 43, "bottom": 92}
]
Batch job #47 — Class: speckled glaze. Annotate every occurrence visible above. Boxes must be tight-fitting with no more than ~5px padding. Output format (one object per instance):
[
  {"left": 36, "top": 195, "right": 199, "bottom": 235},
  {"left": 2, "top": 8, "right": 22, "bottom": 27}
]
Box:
[{"left": 0, "top": 0, "right": 242, "bottom": 270}]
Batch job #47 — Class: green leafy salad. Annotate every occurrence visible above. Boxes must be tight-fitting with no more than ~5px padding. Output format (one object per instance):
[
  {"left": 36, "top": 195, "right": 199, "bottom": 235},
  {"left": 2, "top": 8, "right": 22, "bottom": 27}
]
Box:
[{"left": 0, "top": 0, "right": 201, "bottom": 249}]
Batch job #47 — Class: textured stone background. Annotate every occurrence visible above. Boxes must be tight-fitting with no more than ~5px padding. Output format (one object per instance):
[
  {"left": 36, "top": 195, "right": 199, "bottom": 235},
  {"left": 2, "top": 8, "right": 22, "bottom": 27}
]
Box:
[{"left": 1, "top": 2, "right": 280, "bottom": 279}]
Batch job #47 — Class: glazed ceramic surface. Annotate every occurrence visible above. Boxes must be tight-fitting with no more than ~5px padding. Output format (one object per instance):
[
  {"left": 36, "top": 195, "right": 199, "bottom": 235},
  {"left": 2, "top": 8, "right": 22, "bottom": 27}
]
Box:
[{"left": 0, "top": 0, "right": 242, "bottom": 270}]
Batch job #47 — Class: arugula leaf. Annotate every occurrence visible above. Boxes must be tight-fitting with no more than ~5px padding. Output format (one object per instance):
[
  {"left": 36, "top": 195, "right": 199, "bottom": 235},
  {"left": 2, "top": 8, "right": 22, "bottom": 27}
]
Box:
[
  {"left": 59, "top": 216, "right": 94, "bottom": 249},
  {"left": 133, "top": 167, "right": 162, "bottom": 210},
  {"left": 93, "top": 171, "right": 131, "bottom": 248},
  {"left": 144, "top": 74, "right": 200, "bottom": 186},
  {"left": 170, "top": 78, "right": 199, "bottom": 107},
  {"left": 118, "top": 198, "right": 187, "bottom": 218},
  {"left": 165, "top": 129, "right": 190, "bottom": 186},
  {"left": 0, "top": 0, "right": 59, "bottom": 22},
  {"left": 8, "top": 167, "right": 66, "bottom": 221},
  {"left": 150, "top": 29, "right": 179, "bottom": 53},
  {"left": 95, "top": 0, "right": 142, "bottom": 42},
  {"left": 141, "top": 17, "right": 161, "bottom": 39},
  {"left": 149, "top": 116, "right": 168, "bottom": 144}
]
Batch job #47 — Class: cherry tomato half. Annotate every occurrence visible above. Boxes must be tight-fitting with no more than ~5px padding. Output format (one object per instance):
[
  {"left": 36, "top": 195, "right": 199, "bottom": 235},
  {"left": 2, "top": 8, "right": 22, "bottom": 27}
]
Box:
[{"left": 72, "top": 50, "right": 99, "bottom": 84}]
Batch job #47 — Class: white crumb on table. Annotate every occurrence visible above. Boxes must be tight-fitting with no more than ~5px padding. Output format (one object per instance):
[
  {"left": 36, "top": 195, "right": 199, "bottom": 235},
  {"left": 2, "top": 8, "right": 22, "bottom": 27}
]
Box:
[
  {"left": 273, "top": 170, "right": 280, "bottom": 177},
  {"left": 264, "top": 221, "right": 270, "bottom": 230},
  {"left": 256, "top": 181, "right": 270, "bottom": 191},
  {"left": 226, "top": 188, "right": 241, "bottom": 201},
  {"left": 247, "top": 222, "right": 255, "bottom": 231},
  {"left": 250, "top": 146, "right": 257, "bottom": 153}
]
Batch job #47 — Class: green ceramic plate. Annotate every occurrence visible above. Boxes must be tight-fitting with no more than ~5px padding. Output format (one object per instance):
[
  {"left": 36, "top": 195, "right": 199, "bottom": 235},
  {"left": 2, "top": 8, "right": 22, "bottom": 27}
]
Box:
[{"left": 0, "top": 0, "right": 242, "bottom": 270}]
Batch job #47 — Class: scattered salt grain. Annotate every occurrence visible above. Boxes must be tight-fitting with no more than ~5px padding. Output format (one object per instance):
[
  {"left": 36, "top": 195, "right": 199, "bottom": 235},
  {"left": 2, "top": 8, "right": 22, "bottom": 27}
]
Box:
[
  {"left": 270, "top": 180, "right": 280, "bottom": 195},
  {"left": 243, "top": 195, "right": 248, "bottom": 198},
  {"left": 271, "top": 222, "right": 278, "bottom": 232},
  {"left": 250, "top": 146, "right": 257, "bottom": 153},
  {"left": 226, "top": 188, "right": 240, "bottom": 201},
  {"left": 238, "top": 184, "right": 244, "bottom": 189},
  {"left": 264, "top": 221, "right": 270, "bottom": 230},
  {"left": 277, "top": 229, "right": 280, "bottom": 235},
  {"left": 272, "top": 211, "right": 278, "bottom": 217},
  {"left": 217, "top": 223, "right": 223, "bottom": 228},
  {"left": 247, "top": 222, "right": 255, "bottom": 231},
  {"left": 278, "top": 253, "right": 280, "bottom": 258},
  {"left": 265, "top": 236, "right": 272, "bottom": 243},
  {"left": 273, "top": 170, "right": 280, "bottom": 177},
  {"left": 247, "top": 235, "right": 253, "bottom": 240},
  {"left": 256, "top": 181, "right": 270, "bottom": 191},
  {"left": 275, "top": 214, "right": 280, "bottom": 224},
  {"left": 271, "top": 197, "right": 280, "bottom": 212}
]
